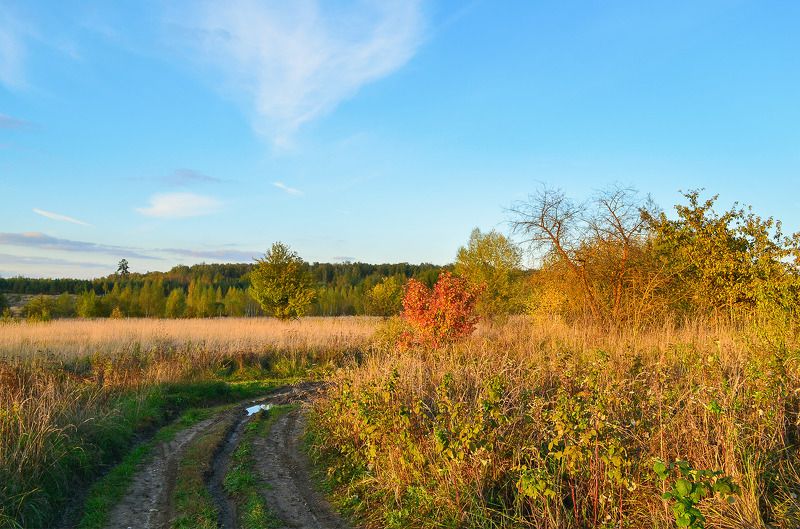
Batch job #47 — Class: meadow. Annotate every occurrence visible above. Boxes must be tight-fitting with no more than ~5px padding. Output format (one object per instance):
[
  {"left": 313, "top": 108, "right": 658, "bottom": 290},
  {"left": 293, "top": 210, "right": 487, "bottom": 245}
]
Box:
[
  {"left": 3, "top": 191, "right": 800, "bottom": 528},
  {"left": 2, "top": 314, "right": 799, "bottom": 528},
  {"left": 0, "top": 317, "right": 376, "bottom": 528},
  {"left": 310, "top": 317, "right": 800, "bottom": 529}
]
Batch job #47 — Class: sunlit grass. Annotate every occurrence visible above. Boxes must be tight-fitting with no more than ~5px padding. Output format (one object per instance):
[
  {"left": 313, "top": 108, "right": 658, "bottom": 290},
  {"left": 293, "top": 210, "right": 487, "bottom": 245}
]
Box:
[
  {"left": 0, "top": 317, "right": 375, "bottom": 528},
  {"left": 310, "top": 316, "right": 800, "bottom": 528}
]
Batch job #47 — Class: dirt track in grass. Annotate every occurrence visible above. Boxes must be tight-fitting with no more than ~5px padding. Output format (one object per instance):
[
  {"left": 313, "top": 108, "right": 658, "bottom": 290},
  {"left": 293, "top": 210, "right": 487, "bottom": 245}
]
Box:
[{"left": 100, "top": 382, "right": 350, "bottom": 529}]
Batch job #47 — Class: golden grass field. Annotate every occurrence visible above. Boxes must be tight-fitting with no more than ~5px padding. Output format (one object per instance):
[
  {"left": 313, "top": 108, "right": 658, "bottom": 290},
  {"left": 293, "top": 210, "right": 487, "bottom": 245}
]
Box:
[
  {"left": 0, "top": 316, "right": 378, "bottom": 358},
  {"left": 2, "top": 316, "right": 799, "bottom": 528},
  {"left": 0, "top": 317, "right": 377, "bottom": 528},
  {"left": 311, "top": 317, "right": 800, "bottom": 528}
]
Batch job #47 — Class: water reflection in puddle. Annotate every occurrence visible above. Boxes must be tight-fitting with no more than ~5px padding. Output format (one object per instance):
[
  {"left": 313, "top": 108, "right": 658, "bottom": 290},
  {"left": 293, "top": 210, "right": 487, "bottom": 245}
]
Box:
[{"left": 246, "top": 403, "right": 272, "bottom": 416}]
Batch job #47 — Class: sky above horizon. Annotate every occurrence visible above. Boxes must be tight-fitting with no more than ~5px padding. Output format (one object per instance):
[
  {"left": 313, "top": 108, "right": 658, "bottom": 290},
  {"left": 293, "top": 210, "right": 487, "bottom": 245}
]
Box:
[{"left": 2, "top": 1, "right": 799, "bottom": 279}]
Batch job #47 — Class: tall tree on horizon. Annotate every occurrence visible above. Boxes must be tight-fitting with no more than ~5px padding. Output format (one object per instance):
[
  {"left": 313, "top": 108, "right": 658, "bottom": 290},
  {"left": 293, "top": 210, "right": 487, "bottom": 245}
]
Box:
[
  {"left": 249, "top": 242, "right": 316, "bottom": 320},
  {"left": 117, "top": 259, "right": 130, "bottom": 276}
]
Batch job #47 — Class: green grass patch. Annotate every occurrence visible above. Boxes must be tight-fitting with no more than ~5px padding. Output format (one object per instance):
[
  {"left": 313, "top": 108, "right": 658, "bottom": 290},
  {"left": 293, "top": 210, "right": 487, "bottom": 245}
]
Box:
[
  {"left": 224, "top": 405, "right": 295, "bottom": 529},
  {"left": 77, "top": 404, "right": 226, "bottom": 529},
  {"left": 304, "top": 412, "right": 368, "bottom": 520},
  {"left": 170, "top": 414, "right": 237, "bottom": 529}
]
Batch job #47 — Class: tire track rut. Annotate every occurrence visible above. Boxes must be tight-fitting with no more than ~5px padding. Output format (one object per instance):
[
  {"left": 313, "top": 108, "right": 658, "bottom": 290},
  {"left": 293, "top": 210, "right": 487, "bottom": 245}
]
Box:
[
  {"left": 100, "top": 382, "right": 349, "bottom": 529},
  {"left": 251, "top": 407, "right": 349, "bottom": 529}
]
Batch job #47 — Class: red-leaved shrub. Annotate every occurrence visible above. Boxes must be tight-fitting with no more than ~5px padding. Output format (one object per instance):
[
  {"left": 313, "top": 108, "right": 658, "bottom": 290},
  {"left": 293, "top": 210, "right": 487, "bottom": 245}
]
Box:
[{"left": 400, "top": 272, "right": 481, "bottom": 348}]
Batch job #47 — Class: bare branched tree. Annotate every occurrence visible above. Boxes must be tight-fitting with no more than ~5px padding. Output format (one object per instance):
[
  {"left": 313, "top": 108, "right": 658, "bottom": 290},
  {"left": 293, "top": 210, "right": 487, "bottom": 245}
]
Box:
[{"left": 510, "top": 184, "right": 657, "bottom": 322}]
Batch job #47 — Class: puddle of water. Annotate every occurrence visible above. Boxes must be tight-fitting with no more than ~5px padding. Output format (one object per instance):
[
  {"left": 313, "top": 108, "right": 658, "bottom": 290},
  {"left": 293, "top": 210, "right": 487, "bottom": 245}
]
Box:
[{"left": 246, "top": 403, "right": 272, "bottom": 416}]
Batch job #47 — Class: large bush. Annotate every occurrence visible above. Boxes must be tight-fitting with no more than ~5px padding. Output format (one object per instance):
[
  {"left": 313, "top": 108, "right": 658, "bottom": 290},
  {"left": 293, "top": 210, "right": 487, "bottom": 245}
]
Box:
[{"left": 400, "top": 272, "right": 481, "bottom": 348}]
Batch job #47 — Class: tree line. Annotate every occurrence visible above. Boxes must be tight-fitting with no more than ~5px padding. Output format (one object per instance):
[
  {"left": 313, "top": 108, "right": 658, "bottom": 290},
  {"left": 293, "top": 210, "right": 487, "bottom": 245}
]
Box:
[
  {"left": 4, "top": 186, "right": 798, "bottom": 327},
  {"left": 3, "top": 261, "right": 446, "bottom": 320}
]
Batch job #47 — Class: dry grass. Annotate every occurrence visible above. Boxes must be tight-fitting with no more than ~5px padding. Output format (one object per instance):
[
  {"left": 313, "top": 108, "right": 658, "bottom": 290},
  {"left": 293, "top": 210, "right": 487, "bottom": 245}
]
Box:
[
  {"left": 0, "top": 316, "right": 377, "bottom": 528},
  {"left": 311, "top": 316, "right": 800, "bottom": 529},
  {"left": 0, "top": 317, "right": 378, "bottom": 358}
]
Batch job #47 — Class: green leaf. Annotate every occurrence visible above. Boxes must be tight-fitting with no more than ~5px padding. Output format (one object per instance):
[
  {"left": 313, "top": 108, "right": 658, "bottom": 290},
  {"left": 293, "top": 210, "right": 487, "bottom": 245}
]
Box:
[
  {"left": 653, "top": 460, "right": 668, "bottom": 479},
  {"left": 675, "top": 478, "right": 692, "bottom": 497}
]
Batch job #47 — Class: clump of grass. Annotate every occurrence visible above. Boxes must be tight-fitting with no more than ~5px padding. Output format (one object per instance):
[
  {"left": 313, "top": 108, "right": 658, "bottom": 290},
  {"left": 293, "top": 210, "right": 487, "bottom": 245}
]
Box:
[
  {"left": 224, "top": 406, "right": 294, "bottom": 529},
  {"left": 309, "top": 317, "right": 800, "bottom": 528}
]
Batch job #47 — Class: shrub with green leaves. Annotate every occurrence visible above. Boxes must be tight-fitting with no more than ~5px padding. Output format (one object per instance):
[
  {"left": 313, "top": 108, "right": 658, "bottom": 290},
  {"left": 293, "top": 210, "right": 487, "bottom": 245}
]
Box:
[{"left": 653, "top": 459, "right": 740, "bottom": 528}]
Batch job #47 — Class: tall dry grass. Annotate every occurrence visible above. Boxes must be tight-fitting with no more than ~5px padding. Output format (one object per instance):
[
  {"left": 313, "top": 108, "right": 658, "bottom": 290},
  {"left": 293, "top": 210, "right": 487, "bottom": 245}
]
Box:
[
  {"left": 311, "top": 316, "right": 800, "bottom": 529},
  {"left": 0, "top": 316, "right": 377, "bottom": 358},
  {"left": 0, "top": 316, "right": 378, "bottom": 528}
]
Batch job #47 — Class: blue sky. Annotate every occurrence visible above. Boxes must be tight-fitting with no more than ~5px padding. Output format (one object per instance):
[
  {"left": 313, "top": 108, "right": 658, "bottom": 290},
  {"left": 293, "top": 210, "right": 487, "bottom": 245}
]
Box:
[{"left": 1, "top": 1, "right": 799, "bottom": 278}]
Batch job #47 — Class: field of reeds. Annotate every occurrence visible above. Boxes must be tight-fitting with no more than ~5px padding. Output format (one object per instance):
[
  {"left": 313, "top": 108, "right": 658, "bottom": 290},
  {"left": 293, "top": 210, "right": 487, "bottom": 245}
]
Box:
[
  {"left": 0, "top": 317, "right": 377, "bottom": 528},
  {"left": 309, "top": 317, "right": 800, "bottom": 529}
]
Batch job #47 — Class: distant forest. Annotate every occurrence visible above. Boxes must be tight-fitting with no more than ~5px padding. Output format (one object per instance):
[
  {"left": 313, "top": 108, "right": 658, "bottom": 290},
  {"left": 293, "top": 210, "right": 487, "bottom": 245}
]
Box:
[{"left": 0, "top": 262, "right": 447, "bottom": 318}]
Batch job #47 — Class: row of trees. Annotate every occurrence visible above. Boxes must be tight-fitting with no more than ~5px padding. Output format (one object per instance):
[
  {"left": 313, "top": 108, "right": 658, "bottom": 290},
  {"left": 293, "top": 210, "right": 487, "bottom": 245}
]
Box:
[
  {"left": 17, "top": 281, "right": 258, "bottom": 320},
  {"left": 413, "top": 186, "right": 800, "bottom": 327},
  {"left": 7, "top": 262, "right": 445, "bottom": 320},
  {"left": 8, "top": 187, "right": 798, "bottom": 326}
]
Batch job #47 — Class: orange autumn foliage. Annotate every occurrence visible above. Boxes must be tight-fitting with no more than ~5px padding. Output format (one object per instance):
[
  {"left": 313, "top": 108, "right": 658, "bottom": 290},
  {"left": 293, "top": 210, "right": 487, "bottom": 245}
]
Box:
[{"left": 400, "top": 272, "right": 481, "bottom": 348}]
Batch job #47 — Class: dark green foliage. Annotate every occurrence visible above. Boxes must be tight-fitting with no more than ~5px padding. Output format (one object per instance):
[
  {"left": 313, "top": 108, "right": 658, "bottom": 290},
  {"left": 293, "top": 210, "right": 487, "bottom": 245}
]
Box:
[
  {"left": 0, "top": 277, "right": 93, "bottom": 295},
  {"left": 653, "top": 459, "right": 740, "bottom": 528}
]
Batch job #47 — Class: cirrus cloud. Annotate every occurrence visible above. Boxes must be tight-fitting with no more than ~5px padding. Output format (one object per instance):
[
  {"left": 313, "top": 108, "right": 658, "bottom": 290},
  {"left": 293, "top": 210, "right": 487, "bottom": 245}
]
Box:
[
  {"left": 272, "top": 181, "right": 303, "bottom": 196},
  {"left": 0, "top": 13, "right": 26, "bottom": 90},
  {"left": 0, "top": 113, "right": 32, "bottom": 129},
  {"left": 175, "top": 0, "right": 426, "bottom": 146},
  {"left": 164, "top": 168, "right": 223, "bottom": 186},
  {"left": 135, "top": 192, "right": 222, "bottom": 218},
  {"left": 0, "top": 232, "right": 158, "bottom": 259},
  {"left": 33, "top": 208, "right": 92, "bottom": 226}
]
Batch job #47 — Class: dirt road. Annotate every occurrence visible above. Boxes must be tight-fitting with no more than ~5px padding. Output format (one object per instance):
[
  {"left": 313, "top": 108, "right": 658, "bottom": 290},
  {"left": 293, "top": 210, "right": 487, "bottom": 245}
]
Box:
[{"left": 102, "top": 383, "right": 350, "bottom": 529}]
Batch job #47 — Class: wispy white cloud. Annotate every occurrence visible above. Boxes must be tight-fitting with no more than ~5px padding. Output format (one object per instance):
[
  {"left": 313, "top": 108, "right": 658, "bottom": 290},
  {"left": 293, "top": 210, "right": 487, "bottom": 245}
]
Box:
[
  {"left": 33, "top": 208, "right": 92, "bottom": 226},
  {"left": 273, "top": 181, "right": 303, "bottom": 196},
  {"left": 164, "top": 168, "right": 223, "bottom": 186},
  {"left": 135, "top": 192, "right": 222, "bottom": 218},
  {"left": 175, "top": 0, "right": 426, "bottom": 146},
  {"left": 0, "top": 252, "right": 109, "bottom": 269}
]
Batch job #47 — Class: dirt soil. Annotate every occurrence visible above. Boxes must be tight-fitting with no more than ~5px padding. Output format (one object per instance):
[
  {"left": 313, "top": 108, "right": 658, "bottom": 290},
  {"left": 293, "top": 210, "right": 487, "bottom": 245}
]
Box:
[
  {"left": 100, "top": 382, "right": 350, "bottom": 529},
  {"left": 251, "top": 407, "right": 350, "bottom": 529},
  {"left": 103, "top": 413, "right": 223, "bottom": 529}
]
